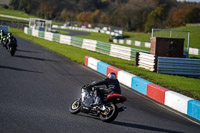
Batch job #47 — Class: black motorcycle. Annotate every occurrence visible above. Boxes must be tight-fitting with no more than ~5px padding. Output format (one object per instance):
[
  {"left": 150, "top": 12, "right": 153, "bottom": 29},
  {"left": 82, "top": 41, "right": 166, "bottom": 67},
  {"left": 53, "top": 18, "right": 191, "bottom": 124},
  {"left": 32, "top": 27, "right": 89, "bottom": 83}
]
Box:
[
  {"left": 69, "top": 84, "right": 127, "bottom": 123},
  {"left": 1, "top": 36, "right": 8, "bottom": 49},
  {"left": 7, "top": 37, "right": 17, "bottom": 56}
]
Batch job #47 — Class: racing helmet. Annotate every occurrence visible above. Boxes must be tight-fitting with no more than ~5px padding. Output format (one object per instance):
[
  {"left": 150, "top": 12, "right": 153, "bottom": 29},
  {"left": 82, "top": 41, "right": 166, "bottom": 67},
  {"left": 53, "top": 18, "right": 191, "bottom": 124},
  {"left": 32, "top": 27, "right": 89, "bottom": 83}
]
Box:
[
  {"left": 108, "top": 72, "right": 116, "bottom": 79},
  {"left": 7, "top": 32, "right": 12, "bottom": 37}
]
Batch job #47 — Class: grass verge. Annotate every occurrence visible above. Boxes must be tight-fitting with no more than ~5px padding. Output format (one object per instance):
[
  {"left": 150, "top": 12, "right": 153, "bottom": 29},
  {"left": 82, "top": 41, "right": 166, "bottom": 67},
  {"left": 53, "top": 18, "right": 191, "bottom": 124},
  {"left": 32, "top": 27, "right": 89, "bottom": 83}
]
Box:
[
  {"left": 10, "top": 27, "right": 200, "bottom": 100},
  {"left": 0, "top": 7, "right": 35, "bottom": 18}
]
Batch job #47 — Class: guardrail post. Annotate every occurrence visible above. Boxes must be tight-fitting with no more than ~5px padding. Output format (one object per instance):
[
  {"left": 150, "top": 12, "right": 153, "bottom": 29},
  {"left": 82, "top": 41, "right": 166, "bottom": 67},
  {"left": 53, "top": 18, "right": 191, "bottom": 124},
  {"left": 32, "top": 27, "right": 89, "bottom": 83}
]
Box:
[
  {"left": 154, "top": 55, "right": 158, "bottom": 72},
  {"left": 135, "top": 52, "right": 139, "bottom": 66}
]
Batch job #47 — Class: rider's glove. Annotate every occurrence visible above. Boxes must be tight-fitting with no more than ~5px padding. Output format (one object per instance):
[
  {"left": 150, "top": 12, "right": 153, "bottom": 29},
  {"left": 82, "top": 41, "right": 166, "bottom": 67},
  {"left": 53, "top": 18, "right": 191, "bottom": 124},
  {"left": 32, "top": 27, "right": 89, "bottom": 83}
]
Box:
[{"left": 86, "top": 84, "right": 92, "bottom": 91}]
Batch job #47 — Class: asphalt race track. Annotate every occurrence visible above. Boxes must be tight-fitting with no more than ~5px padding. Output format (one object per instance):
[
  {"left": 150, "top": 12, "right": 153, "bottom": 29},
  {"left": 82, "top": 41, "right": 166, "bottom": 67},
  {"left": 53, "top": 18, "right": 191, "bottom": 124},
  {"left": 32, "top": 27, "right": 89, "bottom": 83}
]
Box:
[
  {"left": 0, "top": 37, "right": 200, "bottom": 133},
  {"left": 54, "top": 28, "right": 91, "bottom": 36}
]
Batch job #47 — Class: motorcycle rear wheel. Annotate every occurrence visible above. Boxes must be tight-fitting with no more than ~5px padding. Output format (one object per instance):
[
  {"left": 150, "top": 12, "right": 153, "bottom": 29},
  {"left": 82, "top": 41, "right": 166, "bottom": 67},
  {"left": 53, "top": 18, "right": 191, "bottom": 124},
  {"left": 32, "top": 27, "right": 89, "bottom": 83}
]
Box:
[
  {"left": 69, "top": 99, "right": 81, "bottom": 114},
  {"left": 10, "top": 47, "right": 16, "bottom": 56},
  {"left": 99, "top": 103, "right": 118, "bottom": 123}
]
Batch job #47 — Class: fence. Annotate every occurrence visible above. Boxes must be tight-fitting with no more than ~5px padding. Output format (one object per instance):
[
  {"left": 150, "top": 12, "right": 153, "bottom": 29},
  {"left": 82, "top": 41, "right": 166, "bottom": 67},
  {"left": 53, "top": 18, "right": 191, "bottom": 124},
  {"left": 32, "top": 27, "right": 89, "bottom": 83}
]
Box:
[
  {"left": 52, "top": 25, "right": 121, "bottom": 36},
  {"left": 24, "top": 27, "right": 148, "bottom": 61},
  {"left": 136, "top": 52, "right": 200, "bottom": 78},
  {"left": 113, "top": 39, "right": 151, "bottom": 48},
  {"left": 157, "top": 57, "right": 200, "bottom": 77},
  {"left": 135, "top": 52, "right": 157, "bottom": 72}
]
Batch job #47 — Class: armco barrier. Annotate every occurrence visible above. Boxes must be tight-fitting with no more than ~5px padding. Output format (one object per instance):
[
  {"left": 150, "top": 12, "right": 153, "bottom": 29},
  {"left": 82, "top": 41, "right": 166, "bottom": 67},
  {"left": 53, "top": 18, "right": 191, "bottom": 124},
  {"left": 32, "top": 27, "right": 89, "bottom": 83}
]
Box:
[
  {"left": 24, "top": 27, "right": 148, "bottom": 61},
  {"left": 137, "top": 52, "right": 156, "bottom": 72},
  {"left": 60, "top": 35, "right": 71, "bottom": 45},
  {"left": 136, "top": 52, "right": 200, "bottom": 78},
  {"left": 52, "top": 25, "right": 121, "bottom": 36},
  {"left": 82, "top": 39, "right": 97, "bottom": 52},
  {"left": 85, "top": 56, "right": 200, "bottom": 122},
  {"left": 157, "top": 56, "right": 200, "bottom": 77},
  {"left": 113, "top": 39, "right": 151, "bottom": 48}
]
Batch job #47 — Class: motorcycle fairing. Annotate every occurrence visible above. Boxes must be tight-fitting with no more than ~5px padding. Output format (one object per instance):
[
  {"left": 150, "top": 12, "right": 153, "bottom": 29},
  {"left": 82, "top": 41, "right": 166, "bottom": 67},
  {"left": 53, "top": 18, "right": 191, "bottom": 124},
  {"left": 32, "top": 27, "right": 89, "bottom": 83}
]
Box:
[{"left": 107, "top": 93, "right": 127, "bottom": 103}]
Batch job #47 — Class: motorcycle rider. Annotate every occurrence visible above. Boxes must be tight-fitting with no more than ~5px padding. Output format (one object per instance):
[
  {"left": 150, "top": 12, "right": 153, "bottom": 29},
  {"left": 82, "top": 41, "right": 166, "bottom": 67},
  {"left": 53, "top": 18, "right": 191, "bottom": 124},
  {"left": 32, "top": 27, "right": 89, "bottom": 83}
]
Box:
[
  {"left": 6, "top": 32, "right": 17, "bottom": 50},
  {"left": 87, "top": 72, "right": 121, "bottom": 105},
  {"left": 0, "top": 30, "right": 6, "bottom": 43}
]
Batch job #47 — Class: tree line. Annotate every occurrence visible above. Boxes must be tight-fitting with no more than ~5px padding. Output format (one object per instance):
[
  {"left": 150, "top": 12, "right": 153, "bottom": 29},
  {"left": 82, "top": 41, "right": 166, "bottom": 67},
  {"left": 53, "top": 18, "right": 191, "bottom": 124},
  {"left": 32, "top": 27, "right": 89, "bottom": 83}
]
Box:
[{"left": 9, "top": 0, "right": 200, "bottom": 32}]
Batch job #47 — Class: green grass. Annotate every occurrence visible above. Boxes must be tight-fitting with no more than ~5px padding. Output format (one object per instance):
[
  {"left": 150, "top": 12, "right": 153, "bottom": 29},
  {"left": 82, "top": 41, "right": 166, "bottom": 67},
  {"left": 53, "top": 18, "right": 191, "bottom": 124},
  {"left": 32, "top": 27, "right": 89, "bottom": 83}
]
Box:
[
  {"left": 0, "top": 16, "right": 29, "bottom": 23},
  {"left": 76, "top": 32, "right": 111, "bottom": 43},
  {"left": 0, "top": 6, "right": 35, "bottom": 18},
  {"left": 123, "top": 31, "right": 151, "bottom": 42},
  {"left": 10, "top": 28, "right": 200, "bottom": 100},
  {"left": 173, "top": 26, "right": 200, "bottom": 49}
]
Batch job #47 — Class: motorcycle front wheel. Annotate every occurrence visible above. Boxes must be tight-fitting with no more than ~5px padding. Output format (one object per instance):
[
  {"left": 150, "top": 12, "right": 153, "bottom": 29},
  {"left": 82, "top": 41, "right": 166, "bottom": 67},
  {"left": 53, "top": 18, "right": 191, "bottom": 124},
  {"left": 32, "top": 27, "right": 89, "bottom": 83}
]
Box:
[
  {"left": 99, "top": 103, "right": 118, "bottom": 123},
  {"left": 69, "top": 99, "right": 81, "bottom": 114}
]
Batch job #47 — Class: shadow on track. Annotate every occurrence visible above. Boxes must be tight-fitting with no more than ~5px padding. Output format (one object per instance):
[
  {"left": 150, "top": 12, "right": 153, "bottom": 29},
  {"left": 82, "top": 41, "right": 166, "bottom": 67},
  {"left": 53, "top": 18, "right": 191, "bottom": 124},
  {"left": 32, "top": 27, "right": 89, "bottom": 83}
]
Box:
[
  {"left": 0, "top": 65, "right": 42, "bottom": 73},
  {"left": 16, "top": 55, "right": 58, "bottom": 62},
  {"left": 76, "top": 113, "right": 99, "bottom": 120},
  {"left": 17, "top": 49, "right": 38, "bottom": 54},
  {"left": 73, "top": 113, "right": 183, "bottom": 133},
  {"left": 112, "top": 121, "right": 183, "bottom": 133}
]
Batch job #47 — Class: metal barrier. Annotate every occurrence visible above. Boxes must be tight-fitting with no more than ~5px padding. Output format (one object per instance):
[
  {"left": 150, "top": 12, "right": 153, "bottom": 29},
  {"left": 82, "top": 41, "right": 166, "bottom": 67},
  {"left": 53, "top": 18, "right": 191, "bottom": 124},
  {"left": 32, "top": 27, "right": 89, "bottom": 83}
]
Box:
[
  {"left": 136, "top": 52, "right": 200, "bottom": 77},
  {"left": 52, "top": 25, "right": 121, "bottom": 36},
  {"left": 136, "top": 52, "right": 157, "bottom": 72},
  {"left": 24, "top": 27, "right": 148, "bottom": 61},
  {"left": 157, "top": 57, "right": 200, "bottom": 77}
]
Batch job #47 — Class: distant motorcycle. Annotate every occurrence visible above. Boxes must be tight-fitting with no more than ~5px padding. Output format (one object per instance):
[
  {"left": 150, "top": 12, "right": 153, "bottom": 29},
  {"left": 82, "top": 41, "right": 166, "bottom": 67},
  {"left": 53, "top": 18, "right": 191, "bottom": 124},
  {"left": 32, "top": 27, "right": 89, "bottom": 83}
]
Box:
[
  {"left": 6, "top": 34, "right": 17, "bottom": 56},
  {"left": 69, "top": 83, "right": 127, "bottom": 123},
  {"left": 7, "top": 36, "right": 17, "bottom": 56},
  {"left": 1, "top": 35, "right": 8, "bottom": 49}
]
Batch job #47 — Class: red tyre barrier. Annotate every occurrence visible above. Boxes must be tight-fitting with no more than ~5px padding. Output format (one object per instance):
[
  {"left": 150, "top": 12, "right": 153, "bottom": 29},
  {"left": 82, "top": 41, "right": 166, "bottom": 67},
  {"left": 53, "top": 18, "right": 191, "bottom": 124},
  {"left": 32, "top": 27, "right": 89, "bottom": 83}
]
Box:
[
  {"left": 106, "top": 66, "right": 120, "bottom": 79},
  {"left": 85, "top": 56, "right": 90, "bottom": 66},
  {"left": 147, "top": 83, "right": 168, "bottom": 104}
]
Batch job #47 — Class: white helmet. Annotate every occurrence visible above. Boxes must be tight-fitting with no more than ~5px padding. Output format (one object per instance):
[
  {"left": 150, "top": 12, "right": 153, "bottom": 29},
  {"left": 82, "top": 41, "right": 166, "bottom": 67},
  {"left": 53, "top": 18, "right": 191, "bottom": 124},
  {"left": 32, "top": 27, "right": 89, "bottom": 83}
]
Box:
[{"left": 108, "top": 72, "right": 116, "bottom": 79}]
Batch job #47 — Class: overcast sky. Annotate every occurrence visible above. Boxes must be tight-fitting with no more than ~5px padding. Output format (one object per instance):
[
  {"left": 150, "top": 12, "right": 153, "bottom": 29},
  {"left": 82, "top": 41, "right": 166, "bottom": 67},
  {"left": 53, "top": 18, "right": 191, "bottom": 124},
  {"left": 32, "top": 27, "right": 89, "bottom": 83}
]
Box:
[{"left": 177, "top": 0, "right": 200, "bottom": 2}]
